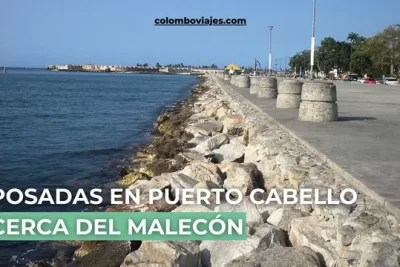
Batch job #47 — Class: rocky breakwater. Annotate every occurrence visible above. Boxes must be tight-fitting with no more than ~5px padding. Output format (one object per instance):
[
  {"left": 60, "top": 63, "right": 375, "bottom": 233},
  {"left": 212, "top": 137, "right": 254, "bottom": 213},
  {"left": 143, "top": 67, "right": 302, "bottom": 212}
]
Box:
[{"left": 50, "top": 75, "right": 400, "bottom": 267}]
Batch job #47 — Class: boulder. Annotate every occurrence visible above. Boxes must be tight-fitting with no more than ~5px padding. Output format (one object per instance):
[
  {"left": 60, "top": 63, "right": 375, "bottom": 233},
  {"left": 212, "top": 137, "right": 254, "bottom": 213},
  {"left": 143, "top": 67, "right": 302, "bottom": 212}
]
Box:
[
  {"left": 171, "top": 173, "right": 199, "bottom": 191},
  {"left": 280, "top": 166, "right": 309, "bottom": 189},
  {"left": 200, "top": 223, "right": 287, "bottom": 267},
  {"left": 254, "top": 157, "right": 280, "bottom": 186},
  {"left": 128, "top": 173, "right": 172, "bottom": 195},
  {"left": 121, "top": 241, "right": 201, "bottom": 267},
  {"left": 222, "top": 115, "right": 245, "bottom": 135},
  {"left": 337, "top": 225, "right": 356, "bottom": 246},
  {"left": 67, "top": 241, "right": 131, "bottom": 267},
  {"left": 223, "top": 163, "right": 261, "bottom": 195},
  {"left": 193, "top": 133, "right": 229, "bottom": 155},
  {"left": 289, "top": 216, "right": 339, "bottom": 267},
  {"left": 225, "top": 247, "right": 321, "bottom": 267},
  {"left": 193, "top": 180, "right": 225, "bottom": 208},
  {"left": 215, "top": 105, "right": 231, "bottom": 119},
  {"left": 266, "top": 207, "right": 310, "bottom": 231},
  {"left": 144, "top": 159, "right": 181, "bottom": 176},
  {"left": 244, "top": 143, "right": 271, "bottom": 163},
  {"left": 244, "top": 141, "right": 284, "bottom": 163},
  {"left": 185, "top": 121, "right": 223, "bottom": 136},
  {"left": 179, "top": 161, "right": 224, "bottom": 185},
  {"left": 214, "top": 198, "right": 263, "bottom": 226},
  {"left": 117, "top": 171, "right": 150, "bottom": 187},
  {"left": 212, "top": 142, "right": 246, "bottom": 163},
  {"left": 174, "top": 151, "right": 209, "bottom": 165},
  {"left": 187, "top": 133, "right": 210, "bottom": 146}
]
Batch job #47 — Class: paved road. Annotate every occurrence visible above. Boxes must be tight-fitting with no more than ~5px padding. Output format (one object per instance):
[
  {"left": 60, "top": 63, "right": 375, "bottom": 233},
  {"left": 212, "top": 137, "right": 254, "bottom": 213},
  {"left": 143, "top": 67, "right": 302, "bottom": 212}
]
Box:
[{"left": 232, "top": 80, "right": 400, "bottom": 217}]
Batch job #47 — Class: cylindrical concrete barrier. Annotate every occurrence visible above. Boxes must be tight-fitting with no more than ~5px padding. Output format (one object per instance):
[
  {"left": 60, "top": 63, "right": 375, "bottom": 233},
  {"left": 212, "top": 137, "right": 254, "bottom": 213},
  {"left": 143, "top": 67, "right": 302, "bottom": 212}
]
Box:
[
  {"left": 249, "top": 76, "right": 261, "bottom": 94},
  {"left": 237, "top": 75, "right": 250, "bottom": 88},
  {"left": 257, "top": 77, "right": 277, "bottom": 98},
  {"left": 223, "top": 74, "right": 230, "bottom": 81},
  {"left": 276, "top": 79, "right": 303, "bottom": 109},
  {"left": 230, "top": 75, "right": 237, "bottom": 86},
  {"left": 298, "top": 82, "right": 338, "bottom": 122}
]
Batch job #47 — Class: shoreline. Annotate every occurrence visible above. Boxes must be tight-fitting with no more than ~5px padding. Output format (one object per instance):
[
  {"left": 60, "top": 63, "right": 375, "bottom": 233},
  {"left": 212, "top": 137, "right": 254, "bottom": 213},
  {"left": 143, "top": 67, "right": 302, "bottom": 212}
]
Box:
[
  {"left": 29, "top": 76, "right": 210, "bottom": 267},
  {"left": 34, "top": 75, "right": 400, "bottom": 267}
]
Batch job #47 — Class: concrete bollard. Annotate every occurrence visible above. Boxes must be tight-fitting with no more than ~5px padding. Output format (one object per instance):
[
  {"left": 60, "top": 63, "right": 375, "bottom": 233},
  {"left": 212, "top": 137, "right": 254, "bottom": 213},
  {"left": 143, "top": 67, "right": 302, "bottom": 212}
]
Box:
[
  {"left": 298, "top": 82, "right": 338, "bottom": 122},
  {"left": 257, "top": 77, "right": 277, "bottom": 98},
  {"left": 236, "top": 75, "right": 250, "bottom": 88},
  {"left": 249, "top": 76, "right": 261, "bottom": 94},
  {"left": 224, "top": 74, "right": 230, "bottom": 81},
  {"left": 230, "top": 75, "right": 237, "bottom": 86},
  {"left": 276, "top": 79, "right": 303, "bottom": 109}
]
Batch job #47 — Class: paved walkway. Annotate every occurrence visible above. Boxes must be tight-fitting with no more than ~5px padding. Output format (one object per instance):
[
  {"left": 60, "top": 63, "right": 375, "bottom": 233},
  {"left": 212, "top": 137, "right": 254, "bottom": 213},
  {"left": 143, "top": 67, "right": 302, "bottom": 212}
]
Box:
[{"left": 223, "top": 79, "right": 400, "bottom": 218}]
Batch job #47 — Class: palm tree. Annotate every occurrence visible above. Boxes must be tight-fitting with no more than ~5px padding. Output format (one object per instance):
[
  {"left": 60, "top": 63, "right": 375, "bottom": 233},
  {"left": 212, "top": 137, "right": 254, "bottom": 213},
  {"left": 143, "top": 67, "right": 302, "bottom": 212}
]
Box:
[
  {"left": 347, "top": 32, "right": 359, "bottom": 43},
  {"left": 347, "top": 32, "right": 360, "bottom": 72}
]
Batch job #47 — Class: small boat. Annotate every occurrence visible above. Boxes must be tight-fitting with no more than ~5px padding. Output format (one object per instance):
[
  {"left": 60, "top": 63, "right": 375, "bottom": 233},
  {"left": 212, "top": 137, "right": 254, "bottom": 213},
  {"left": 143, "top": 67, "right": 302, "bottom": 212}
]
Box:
[{"left": 3, "top": 67, "right": 6, "bottom": 73}]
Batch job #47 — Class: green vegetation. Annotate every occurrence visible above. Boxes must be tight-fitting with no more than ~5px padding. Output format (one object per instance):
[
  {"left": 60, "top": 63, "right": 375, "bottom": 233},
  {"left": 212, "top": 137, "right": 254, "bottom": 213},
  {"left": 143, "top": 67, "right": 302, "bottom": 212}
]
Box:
[{"left": 289, "top": 24, "right": 400, "bottom": 77}]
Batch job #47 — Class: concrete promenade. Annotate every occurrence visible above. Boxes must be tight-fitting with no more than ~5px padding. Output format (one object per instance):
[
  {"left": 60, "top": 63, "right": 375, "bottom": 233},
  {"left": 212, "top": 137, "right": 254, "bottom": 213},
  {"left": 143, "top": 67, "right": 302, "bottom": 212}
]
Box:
[{"left": 223, "top": 78, "right": 400, "bottom": 218}]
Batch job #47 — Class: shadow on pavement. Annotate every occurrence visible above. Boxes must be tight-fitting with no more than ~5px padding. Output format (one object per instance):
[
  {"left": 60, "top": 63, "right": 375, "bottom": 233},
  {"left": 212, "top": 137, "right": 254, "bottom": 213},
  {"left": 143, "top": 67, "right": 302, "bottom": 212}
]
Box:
[{"left": 338, "top": 116, "right": 377, "bottom": 121}]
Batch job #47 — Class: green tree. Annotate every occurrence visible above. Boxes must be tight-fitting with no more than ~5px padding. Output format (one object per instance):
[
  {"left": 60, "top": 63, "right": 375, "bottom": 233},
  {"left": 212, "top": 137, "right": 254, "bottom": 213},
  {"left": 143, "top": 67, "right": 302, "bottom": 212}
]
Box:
[
  {"left": 143, "top": 63, "right": 149, "bottom": 67},
  {"left": 349, "top": 50, "right": 372, "bottom": 76},
  {"left": 156, "top": 62, "right": 161, "bottom": 68},
  {"left": 289, "top": 50, "right": 311, "bottom": 75}
]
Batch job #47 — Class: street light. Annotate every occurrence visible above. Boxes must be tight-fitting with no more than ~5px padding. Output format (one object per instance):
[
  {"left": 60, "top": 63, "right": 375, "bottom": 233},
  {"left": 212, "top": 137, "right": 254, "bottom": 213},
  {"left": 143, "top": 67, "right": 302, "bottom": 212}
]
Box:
[
  {"left": 310, "top": 0, "right": 316, "bottom": 79},
  {"left": 268, "top": 26, "right": 274, "bottom": 75}
]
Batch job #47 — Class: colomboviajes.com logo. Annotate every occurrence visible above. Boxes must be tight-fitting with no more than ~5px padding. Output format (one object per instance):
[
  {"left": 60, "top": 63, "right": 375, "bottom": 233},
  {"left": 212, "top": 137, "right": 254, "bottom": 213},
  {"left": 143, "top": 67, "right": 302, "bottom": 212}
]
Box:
[{"left": 154, "top": 16, "right": 247, "bottom": 26}]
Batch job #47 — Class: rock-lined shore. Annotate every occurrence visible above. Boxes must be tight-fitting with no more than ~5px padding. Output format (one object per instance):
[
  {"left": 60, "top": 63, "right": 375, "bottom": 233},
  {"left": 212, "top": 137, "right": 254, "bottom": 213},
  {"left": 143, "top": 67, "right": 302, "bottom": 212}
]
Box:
[{"left": 45, "top": 76, "right": 400, "bottom": 267}]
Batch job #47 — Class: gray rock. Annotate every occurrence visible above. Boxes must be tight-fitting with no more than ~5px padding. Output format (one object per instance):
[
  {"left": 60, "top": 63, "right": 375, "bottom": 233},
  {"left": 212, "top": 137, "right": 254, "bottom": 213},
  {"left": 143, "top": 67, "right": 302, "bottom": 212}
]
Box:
[
  {"left": 267, "top": 208, "right": 310, "bottom": 231},
  {"left": 175, "top": 151, "right": 209, "bottom": 164},
  {"left": 244, "top": 142, "right": 284, "bottom": 163},
  {"left": 254, "top": 157, "right": 280, "bottom": 186},
  {"left": 223, "top": 163, "right": 260, "bottom": 196},
  {"left": 341, "top": 250, "right": 361, "bottom": 261},
  {"left": 128, "top": 173, "right": 172, "bottom": 194},
  {"left": 179, "top": 161, "right": 223, "bottom": 186},
  {"left": 187, "top": 133, "right": 210, "bottom": 146},
  {"left": 224, "top": 247, "right": 321, "bottom": 267},
  {"left": 214, "top": 198, "right": 263, "bottom": 226},
  {"left": 289, "top": 216, "right": 339, "bottom": 267},
  {"left": 193, "top": 180, "right": 225, "bottom": 208},
  {"left": 121, "top": 241, "right": 201, "bottom": 267},
  {"left": 185, "top": 121, "right": 223, "bottom": 136},
  {"left": 222, "top": 114, "right": 245, "bottom": 134},
  {"left": 212, "top": 142, "right": 246, "bottom": 163},
  {"left": 170, "top": 173, "right": 198, "bottom": 191},
  {"left": 338, "top": 225, "right": 356, "bottom": 246},
  {"left": 193, "top": 133, "right": 229, "bottom": 155},
  {"left": 200, "top": 223, "right": 287, "bottom": 267},
  {"left": 66, "top": 241, "right": 131, "bottom": 267}
]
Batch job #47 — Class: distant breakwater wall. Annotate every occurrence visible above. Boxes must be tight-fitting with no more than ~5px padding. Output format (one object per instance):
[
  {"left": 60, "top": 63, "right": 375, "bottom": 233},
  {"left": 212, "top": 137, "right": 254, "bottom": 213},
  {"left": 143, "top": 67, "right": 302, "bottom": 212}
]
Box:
[
  {"left": 46, "top": 65, "right": 224, "bottom": 75},
  {"left": 46, "top": 64, "right": 160, "bottom": 73}
]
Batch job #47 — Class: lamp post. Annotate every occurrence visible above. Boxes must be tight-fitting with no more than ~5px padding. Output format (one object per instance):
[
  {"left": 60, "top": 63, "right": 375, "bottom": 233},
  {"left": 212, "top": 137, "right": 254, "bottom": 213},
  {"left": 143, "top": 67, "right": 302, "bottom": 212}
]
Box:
[
  {"left": 310, "top": 0, "right": 316, "bottom": 79},
  {"left": 268, "top": 26, "right": 274, "bottom": 75}
]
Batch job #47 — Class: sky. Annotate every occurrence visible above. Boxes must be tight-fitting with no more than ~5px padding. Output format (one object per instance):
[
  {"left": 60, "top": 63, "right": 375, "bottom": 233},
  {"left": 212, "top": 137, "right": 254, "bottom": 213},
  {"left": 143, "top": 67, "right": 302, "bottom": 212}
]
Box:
[{"left": 0, "top": 0, "right": 399, "bottom": 69}]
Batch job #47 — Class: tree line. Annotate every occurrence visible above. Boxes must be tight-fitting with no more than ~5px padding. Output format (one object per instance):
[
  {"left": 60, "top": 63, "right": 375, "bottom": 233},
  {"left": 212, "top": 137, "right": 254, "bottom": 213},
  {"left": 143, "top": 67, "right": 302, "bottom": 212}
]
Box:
[{"left": 289, "top": 24, "right": 400, "bottom": 77}]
